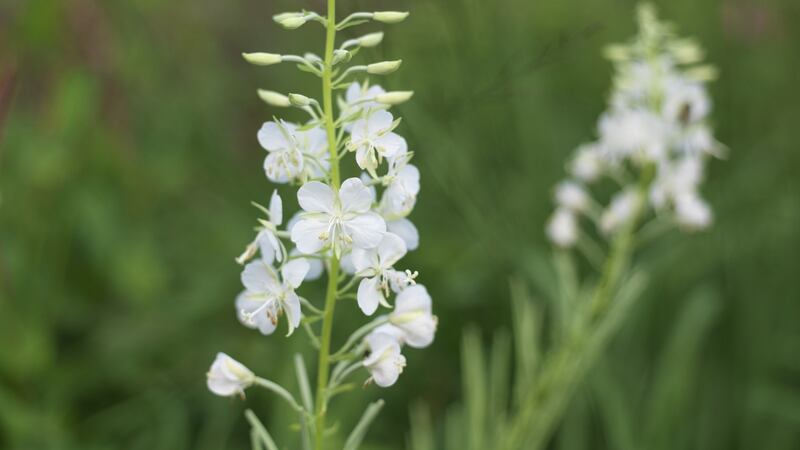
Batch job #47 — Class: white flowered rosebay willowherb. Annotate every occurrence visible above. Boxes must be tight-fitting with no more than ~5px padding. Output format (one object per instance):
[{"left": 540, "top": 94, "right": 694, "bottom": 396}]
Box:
[
  {"left": 210, "top": 4, "right": 435, "bottom": 448},
  {"left": 545, "top": 4, "right": 723, "bottom": 249},
  {"left": 290, "top": 177, "right": 386, "bottom": 258}
]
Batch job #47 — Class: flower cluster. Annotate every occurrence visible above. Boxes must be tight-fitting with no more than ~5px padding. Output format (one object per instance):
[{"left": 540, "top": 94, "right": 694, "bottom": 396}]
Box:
[
  {"left": 547, "top": 5, "right": 724, "bottom": 248},
  {"left": 206, "top": 6, "right": 436, "bottom": 446}
]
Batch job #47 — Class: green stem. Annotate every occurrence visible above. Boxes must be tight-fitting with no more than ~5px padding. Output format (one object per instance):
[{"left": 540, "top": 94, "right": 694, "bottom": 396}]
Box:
[
  {"left": 503, "top": 164, "right": 655, "bottom": 450},
  {"left": 314, "top": 1, "right": 339, "bottom": 449}
]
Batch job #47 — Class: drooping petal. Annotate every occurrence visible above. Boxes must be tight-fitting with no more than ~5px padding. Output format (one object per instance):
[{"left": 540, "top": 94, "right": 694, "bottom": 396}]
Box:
[
  {"left": 236, "top": 292, "right": 277, "bottom": 335},
  {"left": 391, "top": 284, "right": 437, "bottom": 348},
  {"left": 297, "top": 181, "right": 335, "bottom": 214},
  {"left": 340, "top": 178, "right": 374, "bottom": 213},
  {"left": 387, "top": 218, "right": 419, "bottom": 251},
  {"left": 357, "top": 277, "right": 384, "bottom": 316},
  {"left": 282, "top": 291, "right": 302, "bottom": 336},
  {"left": 291, "top": 218, "right": 330, "bottom": 254},
  {"left": 282, "top": 258, "right": 310, "bottom": 289},
  {"left": 363, "top": 332, "right": 405, "bottom": 387},
  {"left": 207, "top": 352, "right": 255, "bottom": 397},
  {"left": 344, "top": 212, "right": 386, "bottom": 249}
]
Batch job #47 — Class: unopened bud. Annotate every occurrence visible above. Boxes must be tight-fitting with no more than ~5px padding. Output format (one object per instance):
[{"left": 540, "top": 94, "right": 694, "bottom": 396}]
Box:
[
  {"left": 367, "top": 60, "right": 402, "bottom": 75},
  {"left": 685, "top": 65, "right": 718, "bottom": 82},
  {"left": 242, "top": 52, "right": 282, "bottom": 66},
  {"left": 288, "top": 93, "right": 312, "bottom": 107},
  {"left": 278, "top": 16, "right": 307, "bottom": 29},
  {"left": 332, "top": 49, "right": 351, "bottom": 65},
  {"left": 357, "top": 32, "right": 384, "bottom": 48},
  {"left": 670, "top": 40, "right": 703, "bottom": 64},
  {"left": 257, "top": 90, "right": 291, "bottom": 107},
  {"left": 273, "top": 12, "right": 302, "bottom": 22},
  {"left": 373, "top": 11, "right": 409, "bottom": 24},
  {"left": 603, "top": 45, "right": 629, "bottom": 62},
  {"left": 376, "top": 91, "right": 414, "bottom": 105}
]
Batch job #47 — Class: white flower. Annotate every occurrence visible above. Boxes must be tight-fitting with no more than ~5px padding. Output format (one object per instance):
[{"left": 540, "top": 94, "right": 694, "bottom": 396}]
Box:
[
  {"left": 295, "top": 125, "right": 330, "bottom": 179},
  {"left": 600, "top": 189, "right": 639, "bottom": 234},
  {"left": 387, "top": 218, "right": 419, "bottom": 251},
  {"left": 554, "top": 181, "right": 590, "bottom": 212},
  {"left": 388, "top": 284, "right": 437, "bottom": 348},
  {"left": 258, "top": 121, "right": 330, "bottom": 183},
  {"left": 236, "top": 258, "right": 309, "bottom": 336},
  {"left": 341, "top": 82, "right": 387, "bottom": 121},
  {"left": 207, "top": 353, "right": 255, "bottom": 397},
  {"left": 650, "top": 156, "right": 703, "bottom": 209},
  {"left": 570, "top": 143, "right": 604, "bottom": 183},
  {"left": 352, "top": 233, "right": 407, "bottom": 315},
  {"left": 258, "top": 121, "right": 305, "bottom": 183},
  {"left": 291, "top": 178, "right": 386, "bottom": 257},
  {"left": 662, "top": 78, "right": 710, "bottom": 125},
  {"left": 674, "top": 192, "right": 712, "bottom": 230},
  {"left": 546, "top": 208, "right": 578, "bottom": 248},
  {"left": 380, "top": 163, "right": 420, "bottom": 219},
  {"left": 363, "top": 331, "right": 406, "bottom": 387},
  {"left": 237, "top": 191, "right": 284, "bottom": 265},
  {"left": 348, "top": 110, "right": 407, "bottom": 174},
  {"left": 598, "top": 109, "right": 668, "bottom": 162}
]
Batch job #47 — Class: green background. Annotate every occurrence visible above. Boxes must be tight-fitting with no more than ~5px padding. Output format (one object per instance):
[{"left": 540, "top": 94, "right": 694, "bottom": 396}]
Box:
[{"left": 1, "top": 0, "right": 798, "bottom": 448}]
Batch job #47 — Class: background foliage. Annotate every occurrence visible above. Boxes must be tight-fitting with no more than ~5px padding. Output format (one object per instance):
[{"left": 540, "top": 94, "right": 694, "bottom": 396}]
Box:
[{"left": 1, "top": 0, "right": 798, "bottom": 449}]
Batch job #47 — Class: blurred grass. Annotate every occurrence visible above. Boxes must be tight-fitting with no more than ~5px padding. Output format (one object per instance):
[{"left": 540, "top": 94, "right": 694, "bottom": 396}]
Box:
[{"left": 1, "top": 0, "right": 799, "bottom": 448}]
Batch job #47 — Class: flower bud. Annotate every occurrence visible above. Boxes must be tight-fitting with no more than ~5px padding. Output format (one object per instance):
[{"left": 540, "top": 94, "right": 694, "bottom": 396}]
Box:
[
  {"left": 277, "top": 15, "right": 307, "bottom": 29},
  {"left": 273, "top": 12, "right": 302, "bottom": 22},
  {"left": 242, "top": 52, "right": 282, "bottom": 66},
  {"left": 603, "top": 44, "right": 629, "bottom": 62},
  {"left": 332, "top": 49, "right": 351, "bottom": 65},
  {"left": 288, "top": 93, "right": 312, "bottom": 107},
  {"left": 367, "top": 60, "right": 402, "bottom": 75},
  {"left": 376, "top": 91, "right": 414, "bottom": 105},
  {"left": 670, "top": 39, "right": 703, "bottom": 64},
  {"left": 207, "top": 353, "right": 255, "bottom": 397},
  {"left": 357, "top": 32, "right": 384, "bottom": 48},
  {"left": 257, "top": 90, "right": 291, "bottom": 107},
  {"left": 373, "top": 11, "right": 409, "bottom": 24},
  {"left": 685, "top": 65, "right": 718, "bottom": 82}
]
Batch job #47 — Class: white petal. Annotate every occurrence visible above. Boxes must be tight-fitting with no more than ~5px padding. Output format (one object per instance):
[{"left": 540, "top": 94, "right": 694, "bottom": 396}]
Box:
[
  {"left": 387, "top": 219, "right": 419, "bottom": 251},
  {"left": 291, "top": 218, "right": 329, "bottom": 254},
  {"left": 395, "top": 284, "right": 431, "bottom": 314},
  {"left": 374, "top": 132, "right": 406, "bottom": 159},
  {"left": 282, "top": 291, "right": 302, "bottom": 335},
  {"left": 377, "top": 232, "right": 407, "bottom": 267},
  {"left": 344, "top": 212, "right": 386, "bottom": 249},
  {"left": 340, "top": 177, "right": 374, "bottom": 213},
  {"left": 351, "top": 246, "right": 378, "bottom": 273},
  {"left": 269, "top": 191, "right": 283, "bottom": 225},
  {"left": 241, "top": 260, "right": 274, "bottom": 292},
  {"left": 345, "top": 82, "right": 361, "bottom": 104},
  {"left": 357, "top": 277, "right": 384, "bottom": 316},
  {"left": 367, "top": 110, "right": 393, "bottom": 133},
  {"left": 257, "top": 122, "right": 288, "bottom": 151},
  {"left": 282, "top": 259, "right": 310, "bottom": 289},
  {"left": 298, "top": 181, "right": 335, "bottom": 214},
  {"left": 339, "top": 252, "right": 356, "bottom": 275},
  {"left": 402, "top": 315, "right": 437, "bottom": 348},
  {"left": 256, "top": 231, "right": 277, "bottom": 265},
  {"left": 236, "top": 292, "right": 277, "bottom": 335}
]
